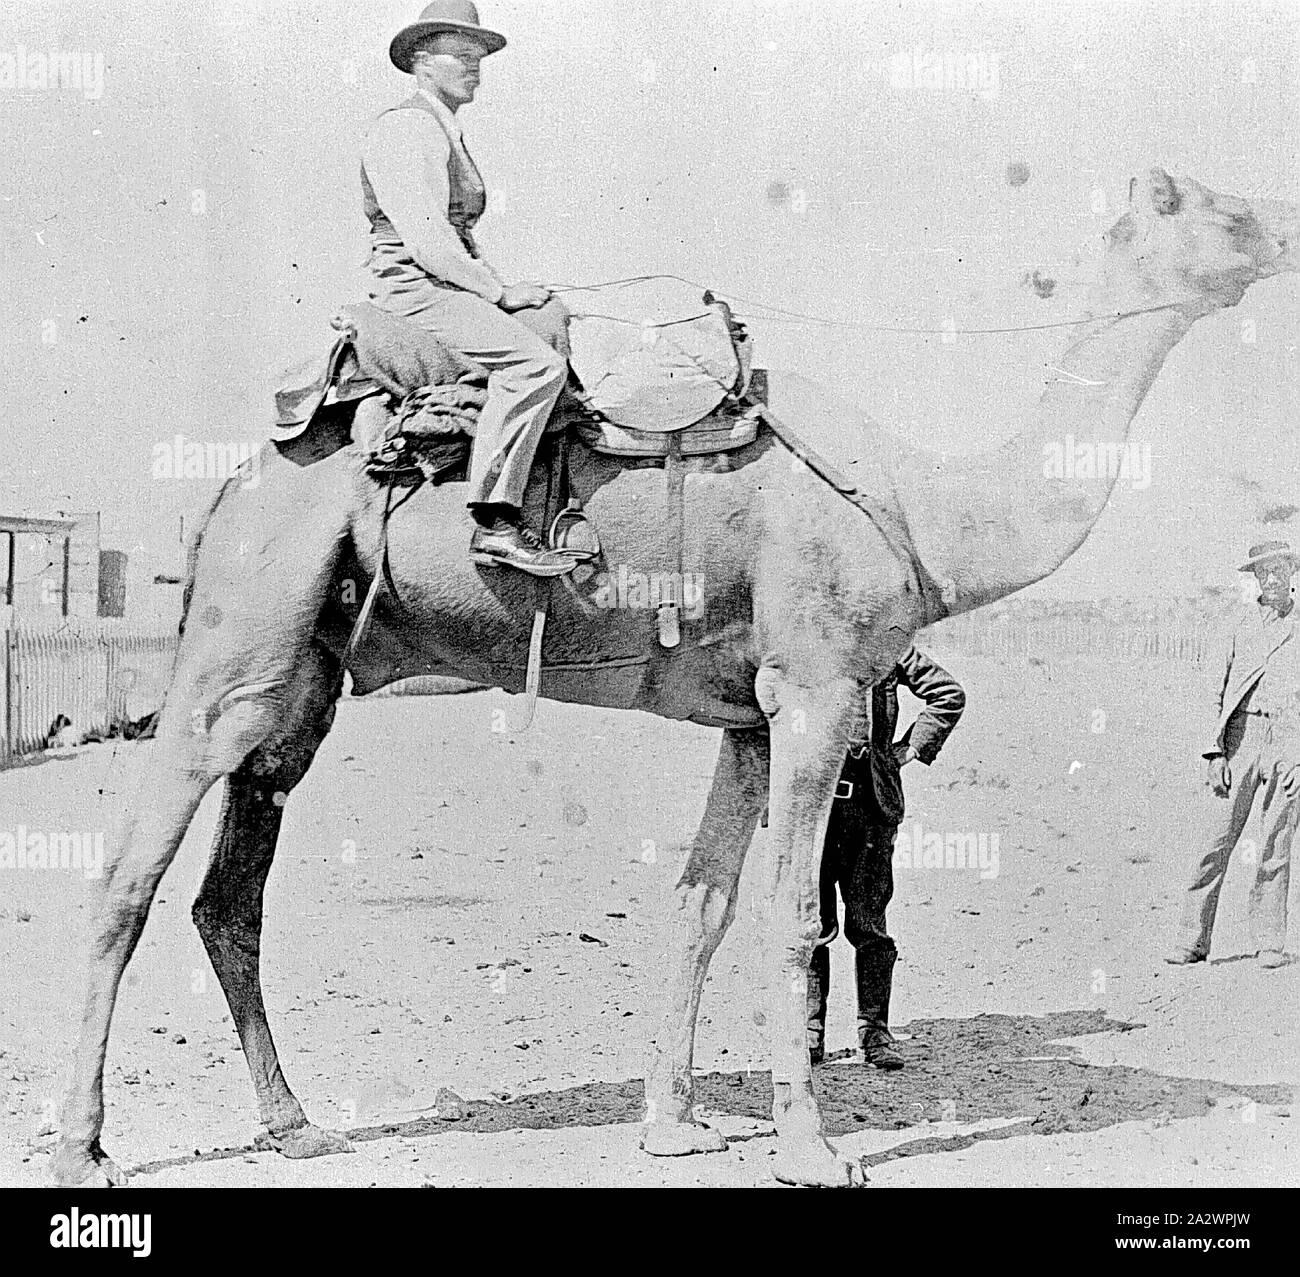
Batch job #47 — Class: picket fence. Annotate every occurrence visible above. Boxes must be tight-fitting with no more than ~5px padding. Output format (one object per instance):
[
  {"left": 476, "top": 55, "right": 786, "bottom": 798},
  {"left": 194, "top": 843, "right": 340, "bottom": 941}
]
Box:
[
  {"left": 0, "top": 611, "right": 1224, "bottom": 766},
  {"left": 0, "top": 620, "right": 178, "bottom": 765},
  {"left": 925, "top": 612, "right": 1219, "bottom": 668}
]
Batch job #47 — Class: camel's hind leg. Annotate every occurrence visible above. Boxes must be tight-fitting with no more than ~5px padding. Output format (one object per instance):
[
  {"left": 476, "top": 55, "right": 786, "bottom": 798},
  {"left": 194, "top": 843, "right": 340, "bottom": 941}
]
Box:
[
  {"left": 641, "top": 726, "right": 769, "bottom": 1157},
  {"left": 51, "top": 741, "right": 229, "bottom": 1185},
  {"left": 51, "top": 679, "right": 303, "bottom": 1186},
  {"left": 191, "top": 646, "right": 347, "bottom": 1159},
  {"left": 53, "top": 464, "right": 354, "bottom": 1186}
]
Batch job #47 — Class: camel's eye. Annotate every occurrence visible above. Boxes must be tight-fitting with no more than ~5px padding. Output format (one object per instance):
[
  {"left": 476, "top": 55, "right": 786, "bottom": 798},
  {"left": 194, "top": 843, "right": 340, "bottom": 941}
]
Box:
[
  {"left": 1227, "top": 209, "right": 1255, "bottom": 238},
  {"left": 1153, "top": 183, "right": 1182, "bottom": 216}
]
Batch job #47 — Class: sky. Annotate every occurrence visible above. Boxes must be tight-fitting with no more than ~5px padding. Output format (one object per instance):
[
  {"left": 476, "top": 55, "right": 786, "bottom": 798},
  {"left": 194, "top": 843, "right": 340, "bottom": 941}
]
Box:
[{"left": 1, "top": 0, "right": 1297, "bottom": 618}]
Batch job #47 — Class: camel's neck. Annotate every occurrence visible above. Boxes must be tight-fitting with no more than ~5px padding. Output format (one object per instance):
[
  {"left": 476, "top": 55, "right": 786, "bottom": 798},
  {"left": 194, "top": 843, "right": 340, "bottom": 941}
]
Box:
[{"left": 895, "top": 287, "right": 1207, "bottom": 618}]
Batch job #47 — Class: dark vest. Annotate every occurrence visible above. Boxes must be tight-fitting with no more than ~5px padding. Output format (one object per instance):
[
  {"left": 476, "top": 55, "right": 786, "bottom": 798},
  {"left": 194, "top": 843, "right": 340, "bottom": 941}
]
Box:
[{"left": 361, "top": 92, "right": 487, "bottom": 261}]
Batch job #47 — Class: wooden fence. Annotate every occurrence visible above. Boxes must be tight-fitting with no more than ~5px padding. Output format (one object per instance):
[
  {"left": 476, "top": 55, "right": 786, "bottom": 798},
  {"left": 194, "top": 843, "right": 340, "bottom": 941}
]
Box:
[
  {"left": 1, "top": 620, "right": 178, "bottom": 766},
  {"left": 925, "top": 612, "right": 1219, "bottom": 668},
  {"left": 0, "top": 610, "right": 1226, "bottom": 767}
]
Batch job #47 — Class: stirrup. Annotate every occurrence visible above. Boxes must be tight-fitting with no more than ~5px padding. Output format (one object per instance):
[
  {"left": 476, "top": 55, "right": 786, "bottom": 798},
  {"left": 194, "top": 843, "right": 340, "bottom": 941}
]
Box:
[{"left": 548, "top": 500, "right": 601, "bottom": 561}]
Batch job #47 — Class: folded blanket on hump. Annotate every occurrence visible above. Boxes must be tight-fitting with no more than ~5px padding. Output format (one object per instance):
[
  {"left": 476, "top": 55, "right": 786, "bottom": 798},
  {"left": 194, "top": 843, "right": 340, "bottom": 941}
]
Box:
[
  {"left": 272, "top": 303, "right": 476, "bottom": 440},
  {"left": 272, "top": 299, "right": 574, "bottom": 441}
]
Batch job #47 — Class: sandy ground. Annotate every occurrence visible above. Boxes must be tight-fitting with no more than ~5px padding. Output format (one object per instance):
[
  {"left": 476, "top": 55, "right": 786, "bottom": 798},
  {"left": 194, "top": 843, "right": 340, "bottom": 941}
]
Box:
[{"left": 1, "top": 648, "right": 1297, "bottom": 1188}]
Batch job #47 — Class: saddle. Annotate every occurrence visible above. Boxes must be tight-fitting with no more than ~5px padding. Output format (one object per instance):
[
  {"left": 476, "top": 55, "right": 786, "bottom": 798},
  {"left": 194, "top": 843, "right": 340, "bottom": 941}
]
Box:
[
  {"left": 272, "top": 290, "right": 768, "bottom": 663},
  {"left": 271, "top": 296, "right": 765, "bottom": 475}
]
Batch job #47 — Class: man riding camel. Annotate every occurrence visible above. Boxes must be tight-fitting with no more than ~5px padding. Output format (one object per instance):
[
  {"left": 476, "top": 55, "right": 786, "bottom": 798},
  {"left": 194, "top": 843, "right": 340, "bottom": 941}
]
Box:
[{"left": 362, "top": 2, "right": 577, "bottom": 576}]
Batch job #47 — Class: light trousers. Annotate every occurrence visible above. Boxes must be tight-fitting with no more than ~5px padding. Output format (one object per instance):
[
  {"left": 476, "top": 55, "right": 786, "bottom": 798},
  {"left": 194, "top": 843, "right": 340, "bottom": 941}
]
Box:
[
  {"left": 1178, "top": 712, "right": 1297, "bottom": 954},
  {"left": 367, "top": 245, "right": 567, "bottom": 508}
]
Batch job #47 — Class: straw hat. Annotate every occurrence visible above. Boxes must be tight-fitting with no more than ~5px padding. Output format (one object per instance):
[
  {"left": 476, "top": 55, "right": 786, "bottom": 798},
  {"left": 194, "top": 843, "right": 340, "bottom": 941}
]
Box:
[{"left": 1238, "top": 539, "right": 1300, "bottom": 572}]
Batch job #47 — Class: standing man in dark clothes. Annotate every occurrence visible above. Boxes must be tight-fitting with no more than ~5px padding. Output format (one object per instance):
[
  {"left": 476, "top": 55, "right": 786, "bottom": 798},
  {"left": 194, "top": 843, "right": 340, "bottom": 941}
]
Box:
[{"left": 809, "top": 646, "right": 966, "bottom": 1069}]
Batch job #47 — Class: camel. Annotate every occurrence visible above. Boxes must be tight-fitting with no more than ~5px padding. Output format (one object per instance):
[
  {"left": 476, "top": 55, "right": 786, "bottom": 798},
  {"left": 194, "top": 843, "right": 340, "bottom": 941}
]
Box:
[{"left": 53, "top": 169, "right": 1295, "bottom": 1188}]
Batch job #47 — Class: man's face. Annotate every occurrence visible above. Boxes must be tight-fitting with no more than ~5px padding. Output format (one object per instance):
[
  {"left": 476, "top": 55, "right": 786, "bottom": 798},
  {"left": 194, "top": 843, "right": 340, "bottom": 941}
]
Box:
[
  {"left": 415, "top": 35, "right": 488, "bottom": 107},
  {"left": 1254, "top": 559, "right": 1295, "bottom": 605}
]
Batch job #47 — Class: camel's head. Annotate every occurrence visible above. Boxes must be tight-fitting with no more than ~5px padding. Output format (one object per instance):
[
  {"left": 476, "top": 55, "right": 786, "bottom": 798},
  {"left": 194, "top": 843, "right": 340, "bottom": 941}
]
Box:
[{"left": 1101, "top": 168, "right": 1297, "bottom": 308}]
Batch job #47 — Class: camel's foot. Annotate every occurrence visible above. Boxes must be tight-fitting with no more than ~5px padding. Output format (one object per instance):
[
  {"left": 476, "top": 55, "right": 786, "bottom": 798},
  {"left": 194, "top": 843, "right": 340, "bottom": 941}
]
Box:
[
  {"left": 639, "top": 1119, "right": 728, "bottom": 1157},
  {"left": 51, "top": 1139, "right": 127, "bottom": 1187},
  {"left": 772, "top": 1137, "right": 867, "bottom": 1188},
  {"left": 254, "top": 1122, "right": 354, "bottom": 1160}
]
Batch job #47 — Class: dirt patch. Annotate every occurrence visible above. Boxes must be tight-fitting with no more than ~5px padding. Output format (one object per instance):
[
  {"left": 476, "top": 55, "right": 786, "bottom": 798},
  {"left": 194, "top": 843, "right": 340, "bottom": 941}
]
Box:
[{"left": 121, "top": 1008, "right": 1289, "bottom": 1179}]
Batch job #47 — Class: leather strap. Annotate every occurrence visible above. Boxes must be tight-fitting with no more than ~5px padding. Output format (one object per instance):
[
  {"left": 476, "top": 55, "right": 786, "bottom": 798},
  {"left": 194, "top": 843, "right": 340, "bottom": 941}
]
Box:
[
  {"left": 658, "top": 432, "right": 686, "bottom": 649},
  {"left": 342, "top": 478, "right": 422, "bottom": 665},
  {"left": 748, "top": 398, "right": 944, "bottom": 618},
  {"left": 512, "top": 445, "right": 561, "bottom": 730},
  {"left": 516, "top": 583, "right": 548, "bottom": 731}
]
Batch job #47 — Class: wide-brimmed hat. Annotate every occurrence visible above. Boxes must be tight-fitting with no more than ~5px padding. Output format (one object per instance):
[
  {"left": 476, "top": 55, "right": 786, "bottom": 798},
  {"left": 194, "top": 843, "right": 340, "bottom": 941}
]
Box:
[
  {"left": 1238, "top": 540, "right": 1300, "bottom": 572},
  {"left": 390, "top": 2, "right": 506, "bottom": 73}
]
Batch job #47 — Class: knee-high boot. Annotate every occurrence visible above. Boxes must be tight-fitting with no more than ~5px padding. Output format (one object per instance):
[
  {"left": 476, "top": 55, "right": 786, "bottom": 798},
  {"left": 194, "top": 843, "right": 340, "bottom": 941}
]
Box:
[{"left": 855, "top": 946, "right": 904, "bottom": 1070}]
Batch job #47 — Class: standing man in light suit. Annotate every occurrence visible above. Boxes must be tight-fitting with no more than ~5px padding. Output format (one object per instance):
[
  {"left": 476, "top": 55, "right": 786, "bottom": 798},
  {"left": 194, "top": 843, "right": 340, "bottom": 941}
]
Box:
[
  {"left": 1167, "top": 540, "right": 1300, "bottom": 969},
  {"left": 362, "top": 2, "right": 577, "bottom": 577}
]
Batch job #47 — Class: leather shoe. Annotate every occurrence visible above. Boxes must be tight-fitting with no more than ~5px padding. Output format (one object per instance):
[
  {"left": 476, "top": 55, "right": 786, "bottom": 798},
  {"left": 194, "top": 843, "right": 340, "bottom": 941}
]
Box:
[
  {"left": 471, "top": 518, "right": 577, "bottom": 577},
  {"left": 1163, "top": 946, "right": 1207, "bottom": 966},
  {"left": 860, "top": 1028, "right": 905, "bottom": 1071}
]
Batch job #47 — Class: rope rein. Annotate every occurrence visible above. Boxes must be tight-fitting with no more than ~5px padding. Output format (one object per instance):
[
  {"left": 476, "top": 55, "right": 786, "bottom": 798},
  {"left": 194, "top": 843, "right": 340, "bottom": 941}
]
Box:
[{"left": 547, "top": 271, "right": 1185, "bottom": 337}]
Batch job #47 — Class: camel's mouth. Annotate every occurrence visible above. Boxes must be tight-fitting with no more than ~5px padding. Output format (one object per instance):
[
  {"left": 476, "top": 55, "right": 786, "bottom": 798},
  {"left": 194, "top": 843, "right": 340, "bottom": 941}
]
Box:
[
  {"left": 1130, "top": 170, "right": 1298, "bottom": 278},
  {"left": 1252, "top": 197, "right": 1300, "bottom": 274},
  {"left": 1213, "top": 190, "right": 1298, "bottom": 277}
]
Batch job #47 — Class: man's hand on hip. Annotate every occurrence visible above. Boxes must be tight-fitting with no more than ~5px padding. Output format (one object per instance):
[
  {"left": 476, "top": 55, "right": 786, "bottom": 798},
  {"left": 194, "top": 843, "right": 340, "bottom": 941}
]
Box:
[
  {"left": 1206, "top": 755, "right": 1231, "bottom": 797},
  {"left": 892, "top": 742, "right": 918, "bottom": 768},
  {"left": 498, "top": 283, "right": 552, "bottom": 312}
]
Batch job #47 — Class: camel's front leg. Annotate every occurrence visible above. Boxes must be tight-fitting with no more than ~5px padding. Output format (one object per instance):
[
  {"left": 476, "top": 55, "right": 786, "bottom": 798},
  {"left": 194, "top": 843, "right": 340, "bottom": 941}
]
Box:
[
  {"left": 641, "top": 727, "right": 769, "bottom": 1157},
  {"left": 763, "top": 674, "right": 867, "bottom": 1188}
]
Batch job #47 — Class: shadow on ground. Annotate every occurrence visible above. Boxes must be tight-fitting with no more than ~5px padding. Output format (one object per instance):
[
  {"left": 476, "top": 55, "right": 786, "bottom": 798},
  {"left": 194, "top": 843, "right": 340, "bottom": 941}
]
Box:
[{"left": 130, "top": 1008, "right": 1291, "bottom": 1176}]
